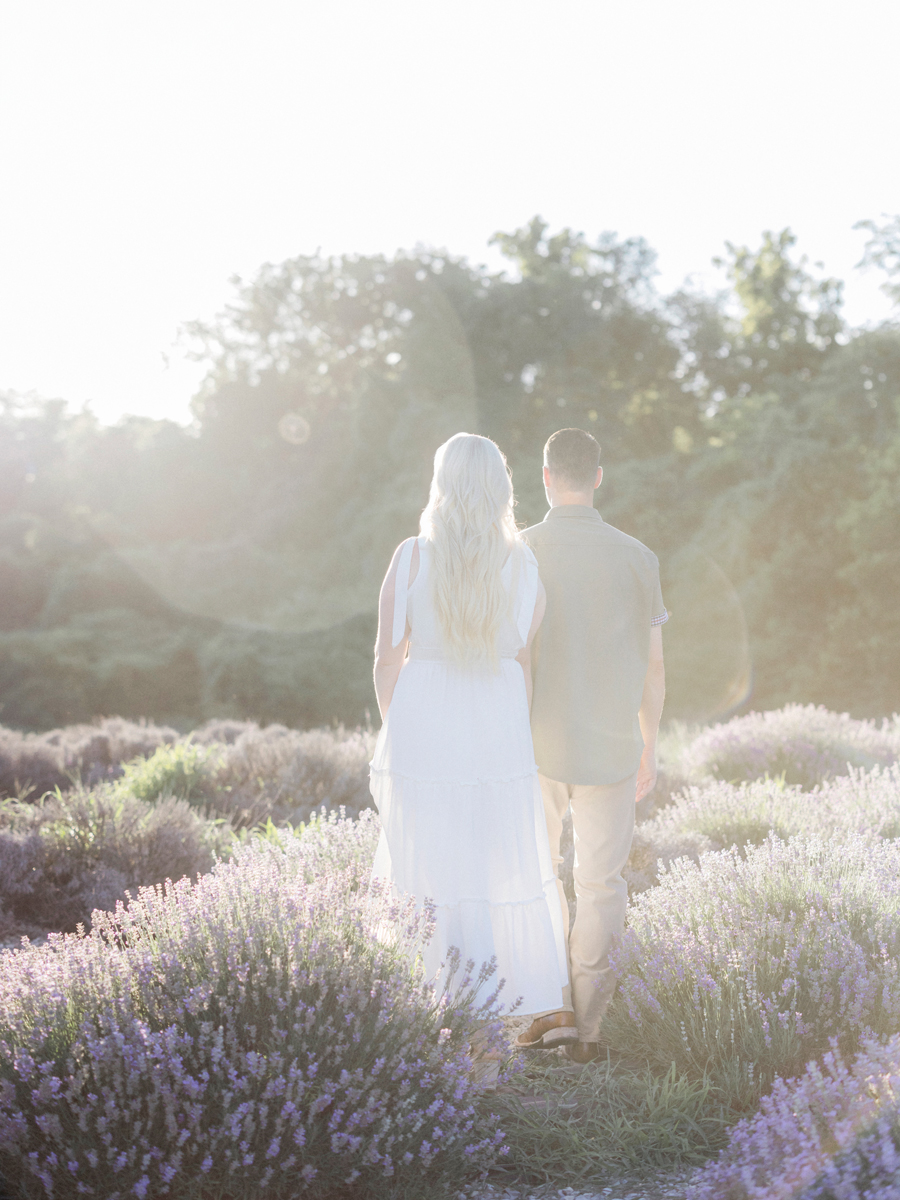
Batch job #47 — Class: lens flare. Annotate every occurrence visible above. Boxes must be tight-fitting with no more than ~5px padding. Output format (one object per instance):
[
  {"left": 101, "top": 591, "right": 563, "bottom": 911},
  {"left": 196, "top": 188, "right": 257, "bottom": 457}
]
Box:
[{"left": 277, "top": 412, "right": 311, "bottom": 445}]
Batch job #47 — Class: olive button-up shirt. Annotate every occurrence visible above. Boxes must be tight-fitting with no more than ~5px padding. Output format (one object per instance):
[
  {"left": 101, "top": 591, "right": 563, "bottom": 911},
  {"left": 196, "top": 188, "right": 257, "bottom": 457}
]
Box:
[{"left": 524, "top": 505, "right": 666, "bottom": 786}]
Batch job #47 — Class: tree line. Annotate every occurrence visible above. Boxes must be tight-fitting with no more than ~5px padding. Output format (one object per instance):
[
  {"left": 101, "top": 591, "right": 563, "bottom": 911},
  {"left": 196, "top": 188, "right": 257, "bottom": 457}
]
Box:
[{"left": 1, "top": 215, "right": 899, "bottom": 730}]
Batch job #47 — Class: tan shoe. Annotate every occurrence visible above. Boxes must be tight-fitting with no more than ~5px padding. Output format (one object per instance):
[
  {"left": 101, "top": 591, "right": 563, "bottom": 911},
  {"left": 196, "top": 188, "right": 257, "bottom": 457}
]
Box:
[
  {"left": 563, "top": 1040, "right": 601, "bottom": 1064},
  {"left": 514, "top": 1011, "right": 578, "bottom": 1049}
]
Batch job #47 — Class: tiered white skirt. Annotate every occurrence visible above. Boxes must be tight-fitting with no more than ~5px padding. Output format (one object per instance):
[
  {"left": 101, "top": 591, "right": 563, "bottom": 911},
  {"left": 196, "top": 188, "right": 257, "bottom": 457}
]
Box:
[{"left": 370, "top": 655, "right": 567, "bottom": 1014}]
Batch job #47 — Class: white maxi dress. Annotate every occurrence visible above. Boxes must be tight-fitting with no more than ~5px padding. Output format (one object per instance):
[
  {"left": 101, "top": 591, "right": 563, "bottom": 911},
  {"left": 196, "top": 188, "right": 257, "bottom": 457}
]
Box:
[{"left": 370, "top": 537, "right": 568, "bottom": 1014}]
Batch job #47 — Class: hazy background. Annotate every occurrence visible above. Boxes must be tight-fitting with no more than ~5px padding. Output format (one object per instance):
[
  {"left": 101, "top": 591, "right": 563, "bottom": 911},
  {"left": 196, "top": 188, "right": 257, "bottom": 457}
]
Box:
[
  {"left": 1, "top": 0, "right": 899, "bottom": 734},
  {"left": 1, "top": 0, "right": 898, "bottom": 423}
]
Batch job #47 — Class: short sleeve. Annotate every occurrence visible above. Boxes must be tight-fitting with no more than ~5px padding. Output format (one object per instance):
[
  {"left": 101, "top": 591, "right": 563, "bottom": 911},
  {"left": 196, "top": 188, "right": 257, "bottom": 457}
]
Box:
[{"left": 515, "top": 543, "right": 540, "bottom": 644}]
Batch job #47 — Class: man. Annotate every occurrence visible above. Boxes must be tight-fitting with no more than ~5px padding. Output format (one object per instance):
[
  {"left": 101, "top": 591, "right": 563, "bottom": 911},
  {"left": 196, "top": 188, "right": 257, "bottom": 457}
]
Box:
[{"left": 515, "top": 428, "right": 667, "bottom": 1063}]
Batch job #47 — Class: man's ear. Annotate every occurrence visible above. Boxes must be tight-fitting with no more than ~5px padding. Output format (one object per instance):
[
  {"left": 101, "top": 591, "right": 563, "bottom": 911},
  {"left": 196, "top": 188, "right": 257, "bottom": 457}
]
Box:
[
  {"left": 543, "top": 465, "right": 552, "bottom": 487},
  {"left": 595, "top": 466, "right": 603, "bottom": 489}
]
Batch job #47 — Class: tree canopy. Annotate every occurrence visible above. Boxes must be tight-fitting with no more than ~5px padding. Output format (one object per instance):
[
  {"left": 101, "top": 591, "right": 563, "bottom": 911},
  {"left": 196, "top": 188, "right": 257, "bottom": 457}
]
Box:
[{"left": 1, "top": 218, "right": 898, "bottom": 730}]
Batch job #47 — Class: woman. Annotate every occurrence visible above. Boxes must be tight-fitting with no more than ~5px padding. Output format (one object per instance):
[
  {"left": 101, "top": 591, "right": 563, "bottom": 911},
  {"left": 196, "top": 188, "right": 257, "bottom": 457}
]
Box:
[{"left": 370, "top": 433, "right": 568, "bottom": 1026}]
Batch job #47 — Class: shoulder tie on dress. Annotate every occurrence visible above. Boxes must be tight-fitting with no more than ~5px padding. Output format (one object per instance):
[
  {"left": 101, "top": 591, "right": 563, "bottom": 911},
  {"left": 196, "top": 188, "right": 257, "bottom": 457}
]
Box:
[{"left": 392, "top": 537, "right": 416, "bottom": 648}]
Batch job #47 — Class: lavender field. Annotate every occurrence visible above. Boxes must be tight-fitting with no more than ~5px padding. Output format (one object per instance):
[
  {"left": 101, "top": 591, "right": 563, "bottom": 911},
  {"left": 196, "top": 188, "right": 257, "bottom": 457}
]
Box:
[{"left": 1, "top": 704, "right": 900, "bottom": 1198}]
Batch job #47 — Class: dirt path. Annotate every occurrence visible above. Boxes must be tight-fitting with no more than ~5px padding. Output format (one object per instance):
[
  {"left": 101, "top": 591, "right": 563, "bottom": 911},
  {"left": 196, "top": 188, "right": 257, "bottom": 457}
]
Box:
[{"left": 468, "top": 1173, "right": 694, "bottom": 1200}]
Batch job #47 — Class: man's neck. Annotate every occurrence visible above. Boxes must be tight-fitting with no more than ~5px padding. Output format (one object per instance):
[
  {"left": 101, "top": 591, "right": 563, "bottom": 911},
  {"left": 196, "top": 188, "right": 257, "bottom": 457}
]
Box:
[{"left": 547, "top": 492, "right": 595, "bottom": 508}]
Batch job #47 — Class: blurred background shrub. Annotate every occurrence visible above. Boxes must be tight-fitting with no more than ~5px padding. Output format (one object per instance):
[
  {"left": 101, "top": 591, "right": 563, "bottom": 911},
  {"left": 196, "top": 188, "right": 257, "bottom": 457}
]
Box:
[
  {"left": 0, "top": 716, "right": 178, "bottom": 800},
  {"left": 679, "top": 703, "right": 900, "bottom": 789},
  {"left": 0, "top": 715, "right": 376, "bottom": 941},
  {"left": 115, "top": 740, "right": 212, "bottom": 804},
  {"left": 0, "top": 786, "right": 226, "bottom": 935},
  {"left": 193, "top": 722, "right": 376, "bottom": 827}
]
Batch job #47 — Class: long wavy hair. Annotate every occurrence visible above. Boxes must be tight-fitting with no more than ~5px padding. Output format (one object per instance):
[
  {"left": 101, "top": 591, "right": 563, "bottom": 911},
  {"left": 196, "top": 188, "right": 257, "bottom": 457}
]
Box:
[{"left": 419, "top": 433, "right": 519, "bottom": 667}]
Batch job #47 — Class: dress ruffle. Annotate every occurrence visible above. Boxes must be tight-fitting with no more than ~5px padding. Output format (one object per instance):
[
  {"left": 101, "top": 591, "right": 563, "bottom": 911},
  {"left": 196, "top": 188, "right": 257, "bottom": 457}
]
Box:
[
  {"left": 371, "top": 719, "right": 568, "bottom": 1012},
  {"left": 371, "top": 770, "right": 552, "bottom": 906}
]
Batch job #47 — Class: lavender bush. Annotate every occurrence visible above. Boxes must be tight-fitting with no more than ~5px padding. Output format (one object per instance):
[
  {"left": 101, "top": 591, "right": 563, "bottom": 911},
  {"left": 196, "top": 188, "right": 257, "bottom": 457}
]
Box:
[
  {"left": 680, "top": 704, "right": 900, "bottom": 790},
  {"left": 0, "top": 718, "right": 178, "bottom": 800},
  {"left": 0, "top": 832, "right": 506, "bottom": 1199},
  {"left": 96, "top": 723, "right": 375, "bottom": 830},
  {"left": 0, "top": 784, "right": 228, "bottom": 934},
  {"left": 0, "top": 717, "right": 380, "bottom": 941},
  {"left": 687, "top": 1035, "right": 900, "bottom": 1199},
  {"left": 258, "top": 807, "right": 382, "bottom": 887},
  {"left": 629, "top": 764, "right": 900, "bottom": 889},
  {"left": 600, "top": 835, "right": 900, "bottom": 1114},
  {"left": 0, "top": 716, "right": 375, "bottom": 833},
  {"left": 195, "top": 722, "right": 376, "bottom": 828},
  {"left": 620, "top": 825, "right": 713, "bottom": 895}
]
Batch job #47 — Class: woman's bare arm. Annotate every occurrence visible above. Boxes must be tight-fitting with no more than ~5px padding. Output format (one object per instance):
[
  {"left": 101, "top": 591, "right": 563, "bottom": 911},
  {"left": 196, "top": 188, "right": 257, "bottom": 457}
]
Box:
[
  {"left": 373, "top": 540, "right": 419, "bottom": 721},
  {"left": 515, "top": 577, "right": 546, "bottom": 711}
]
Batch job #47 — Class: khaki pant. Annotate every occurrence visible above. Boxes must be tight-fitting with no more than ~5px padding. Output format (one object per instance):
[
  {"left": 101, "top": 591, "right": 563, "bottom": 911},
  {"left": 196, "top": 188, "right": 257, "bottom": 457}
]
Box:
[{"left": 539, "top": 772, "right": 637, "bottom": 1042}]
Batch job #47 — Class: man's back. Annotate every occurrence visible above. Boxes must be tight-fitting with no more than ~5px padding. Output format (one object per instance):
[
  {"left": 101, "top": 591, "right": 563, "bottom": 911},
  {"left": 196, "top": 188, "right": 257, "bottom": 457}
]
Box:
[{"left": 524, "top": 505, "right": 665, "bottom": 786}]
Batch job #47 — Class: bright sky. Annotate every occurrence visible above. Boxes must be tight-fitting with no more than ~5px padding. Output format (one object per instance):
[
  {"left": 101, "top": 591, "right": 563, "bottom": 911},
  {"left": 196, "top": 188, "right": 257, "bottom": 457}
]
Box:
[{"left": 1, "top": 0, "right": 898, "bottom": 426}]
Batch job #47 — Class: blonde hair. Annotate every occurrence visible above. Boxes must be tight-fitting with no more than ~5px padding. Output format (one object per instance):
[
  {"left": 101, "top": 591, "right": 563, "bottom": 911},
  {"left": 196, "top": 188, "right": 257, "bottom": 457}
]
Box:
[{"left": 419, "top": 433, "right": 519, "bottom": 667}]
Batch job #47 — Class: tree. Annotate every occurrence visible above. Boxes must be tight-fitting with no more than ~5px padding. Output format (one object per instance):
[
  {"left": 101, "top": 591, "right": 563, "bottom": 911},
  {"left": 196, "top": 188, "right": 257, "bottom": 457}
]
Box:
[
  {"left": 856, "top": 214, "right": 900, "bottom": 315},
  {"left": 2, "top": 221, "right": 900, "bottom": 730},
  {"left": 473, "top": 218, "right": 696, "bottom": 471},
  {"left": 672, "top": 230, "right": 846, "bottom": 414}
]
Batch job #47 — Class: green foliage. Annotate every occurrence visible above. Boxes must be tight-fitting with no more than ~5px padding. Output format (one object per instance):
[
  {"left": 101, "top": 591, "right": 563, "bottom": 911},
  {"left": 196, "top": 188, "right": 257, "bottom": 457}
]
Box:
[
  {"left": 2, "top": 217, "right": 900, "bottom": 727},
  {"left": 0, "top": 605, "right": 206, "bottom": 732},
  {"left": 0, "top": 603, "right": 377, "bottom": 732},
  {"left": 116, "top": 741, "right": 212, "bottom": 803},
  {"left": 488, "top": 1055, "right": 729, "bottom": 1186},
  {"left": 716, "top": 229, "right": 844, "bottom": 381},
  {"left": 480, "top": 218, "right": 692, "bottom": 463},
  {"left": 856, "top": 214, "right": 900, "bottom": 306}
]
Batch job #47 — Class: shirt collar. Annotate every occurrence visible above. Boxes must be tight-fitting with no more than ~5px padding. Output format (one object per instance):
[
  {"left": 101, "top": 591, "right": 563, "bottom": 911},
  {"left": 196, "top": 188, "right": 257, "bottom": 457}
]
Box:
[{"left": 543, "top": 505, "right": 603, "bottom": 523}]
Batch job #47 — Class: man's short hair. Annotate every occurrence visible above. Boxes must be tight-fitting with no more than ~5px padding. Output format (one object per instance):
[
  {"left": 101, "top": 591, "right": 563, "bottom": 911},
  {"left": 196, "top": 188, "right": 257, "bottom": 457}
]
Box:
[{"left": 544, "top": 428, "right": 601, "bottom": 491}]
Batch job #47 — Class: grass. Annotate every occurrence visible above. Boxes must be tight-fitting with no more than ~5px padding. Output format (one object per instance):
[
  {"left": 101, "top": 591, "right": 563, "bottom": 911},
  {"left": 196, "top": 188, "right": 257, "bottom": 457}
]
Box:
[{"left": 483, "top": 1048, "right": 730, "bottom": 1190}]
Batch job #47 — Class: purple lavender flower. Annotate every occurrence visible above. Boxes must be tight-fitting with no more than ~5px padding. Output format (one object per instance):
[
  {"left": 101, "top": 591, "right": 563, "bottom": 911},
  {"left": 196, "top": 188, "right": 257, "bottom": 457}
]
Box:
[
  {"left": 0, "top": 827, "right": 506, "bottom": 1198},
  {"left": 681, "top": 704, "right": 899, "bottom": 790},
  {"left": 601, "top": 834, "right": 900, "bottom": 1112},
  {"left": 687, "top": 1035, "right": 900, "bottom": 1199}
]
